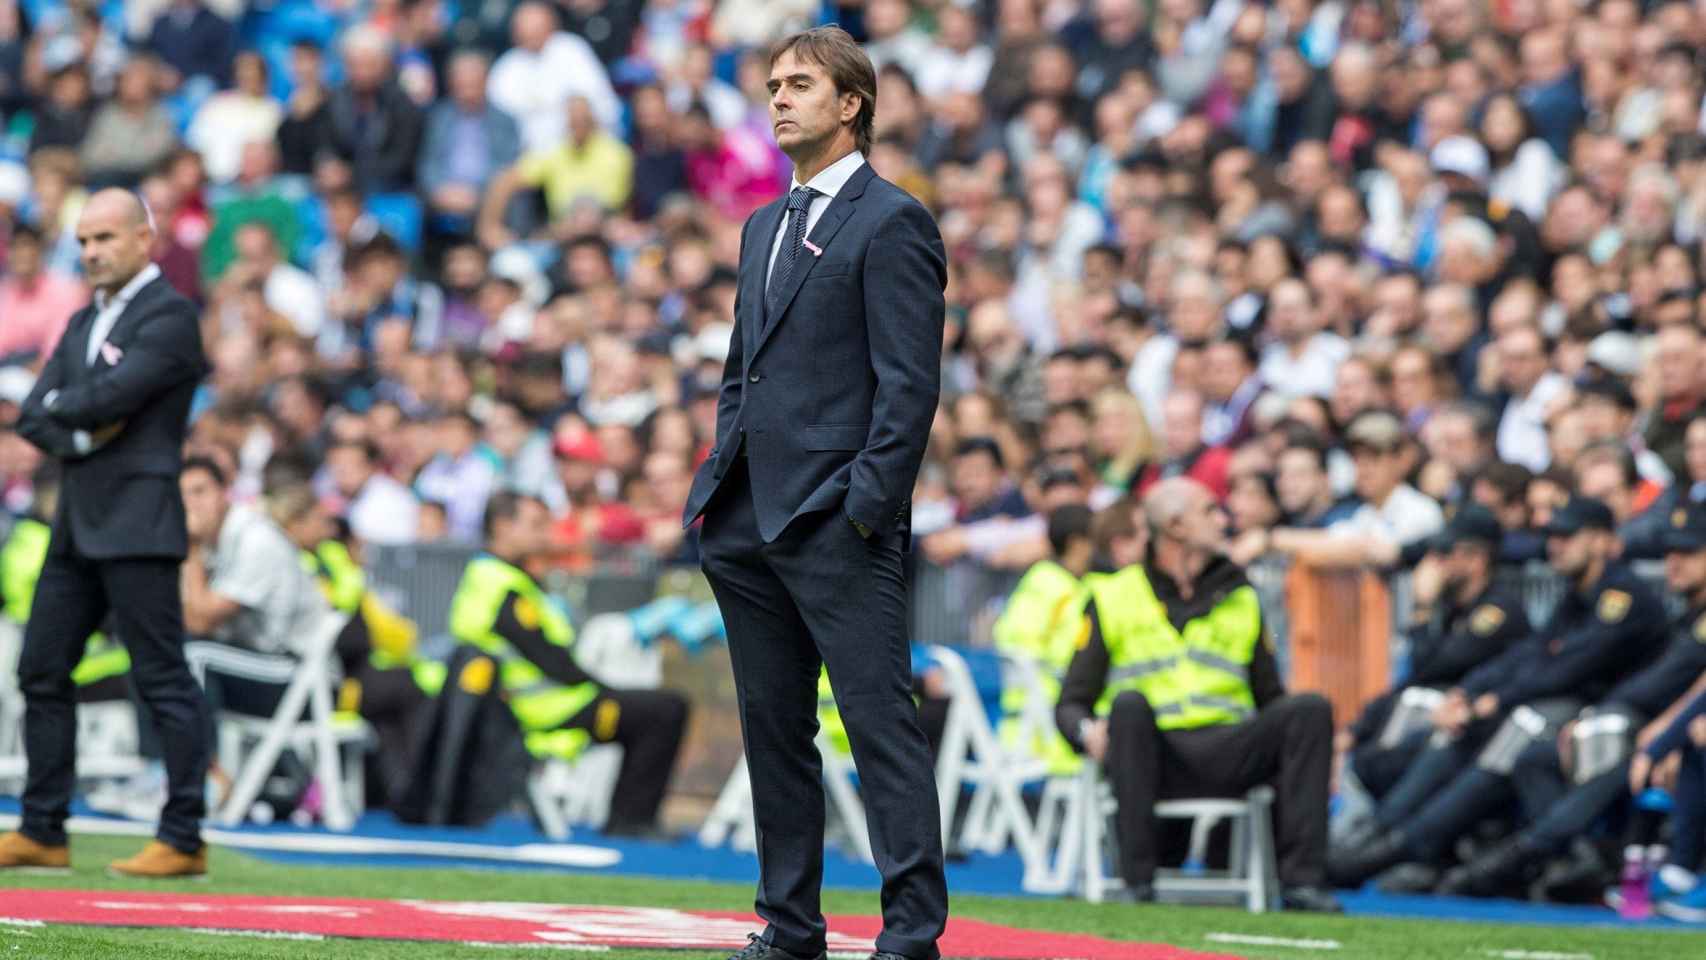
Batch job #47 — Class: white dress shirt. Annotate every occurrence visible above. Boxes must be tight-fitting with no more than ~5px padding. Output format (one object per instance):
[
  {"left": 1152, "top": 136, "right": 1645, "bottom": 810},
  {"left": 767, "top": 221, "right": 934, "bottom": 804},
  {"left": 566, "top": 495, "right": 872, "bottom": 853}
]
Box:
[
  {"left": 1497, "top": 371, "right": 1569, "bottom": 472},
  {"left": 766, "top": 150, "right": 866, "bottom": 285},
  {"left": 87, "top": 262, "right": 160, "bottom": 366}
]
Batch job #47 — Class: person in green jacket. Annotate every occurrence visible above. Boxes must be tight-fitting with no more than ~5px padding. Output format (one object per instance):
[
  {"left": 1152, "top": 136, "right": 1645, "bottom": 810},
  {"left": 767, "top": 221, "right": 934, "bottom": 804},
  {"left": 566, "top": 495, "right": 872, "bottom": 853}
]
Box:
[
  {"left": 448, "top": 492, "right": 689, "bottom": 838},
  {"left": 0, "top": 465, "right": 130, "bottom": 700},
  {"left": 991, "top": 504, "right": 1096, "bottom": 775}
]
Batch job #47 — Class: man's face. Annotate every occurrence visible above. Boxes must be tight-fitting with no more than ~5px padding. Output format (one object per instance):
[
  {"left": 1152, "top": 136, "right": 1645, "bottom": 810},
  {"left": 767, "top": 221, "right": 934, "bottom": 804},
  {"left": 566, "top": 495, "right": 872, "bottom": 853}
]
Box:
[
  {"left": 1275, "top": 448, "right": 1327, "bottom": 516},
  {"left": 179, "top": 468, "right": 227, "bottom": 543},
  {"left": 1498, "top": 329, "right": 1548, "bottom": 395},
  {"left": 1422, "top": 290, "right": 1475, "bottom": 352},
  {"left": 1267, "top": 281, "right": 1315, "bottom": 342},
  {"left": 1685, "top": 419, "right": 1706, "bottom": 483},
  {"left": 1548, "top": 529, "right": 1596, "bottom": 577},
  {"left": 1170, "top": 486, "right": 1229, "bottom": 554},
  {"left": 76, "top": 201, "right": 153, "bottom": 293},
  {"left": 502, "top": 498, "right": 553, "bottom": 558},
  {"left": 1351, "top": 446, "right": 1399, "bottom": 501},
  {"left": 7, "top": 238, "right": 41, "bottom": 281},
  {"left": 951, "top": 450, "right": 1003, "bottom": 510},
  {"left": 1666, "top": 546, "right": 1706, "bottom": 595},
  {"left": 768, "top": 49, "right": 854, "bottom": 157},
  {"left": 1201, "top": 343, "right": 1248, "bottom": 402},
  {"left": 1161, "top": 393, "right": 1203, "bottom": 458},
  {"left": 325, "top": 447, "right": 372, "bottom": 499}
]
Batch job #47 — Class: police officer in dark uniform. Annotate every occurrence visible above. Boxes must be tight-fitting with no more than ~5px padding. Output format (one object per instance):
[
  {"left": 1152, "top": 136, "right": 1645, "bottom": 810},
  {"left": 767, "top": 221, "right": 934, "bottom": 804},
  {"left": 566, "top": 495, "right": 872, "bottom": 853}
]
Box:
[
  {"left": 1329, "top": 498, "right": 1667, "bottom": 889},
  {"left": 1438, "top": 502, "right": 1706, "bottom": 897},
  {"left": 1338, "top": 506, "right": 1529, "bottom": 813},
  {"left": 448, "top": 491, "right": 690, "bottom": 837}
]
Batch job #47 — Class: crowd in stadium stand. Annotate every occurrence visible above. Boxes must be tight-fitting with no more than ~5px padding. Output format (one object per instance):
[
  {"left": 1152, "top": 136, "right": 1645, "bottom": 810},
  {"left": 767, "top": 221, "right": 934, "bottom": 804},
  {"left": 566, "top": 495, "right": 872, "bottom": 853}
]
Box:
[{"left": 4, "top": 0, "right": 1706, "bottom": 914}]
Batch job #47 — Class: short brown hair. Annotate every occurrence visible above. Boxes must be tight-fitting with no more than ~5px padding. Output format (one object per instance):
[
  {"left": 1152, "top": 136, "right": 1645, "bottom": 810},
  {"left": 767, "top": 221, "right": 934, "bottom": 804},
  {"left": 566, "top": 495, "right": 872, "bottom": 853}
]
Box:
[{"left": 769, "top": 26, "right": 877, "bottom": 156}]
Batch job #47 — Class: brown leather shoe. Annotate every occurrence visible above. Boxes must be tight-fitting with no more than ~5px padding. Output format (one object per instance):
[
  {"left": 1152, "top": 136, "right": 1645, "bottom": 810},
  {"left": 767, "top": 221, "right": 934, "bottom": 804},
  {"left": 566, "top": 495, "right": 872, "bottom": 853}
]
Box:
[
  {"left": 0, "top": 831, "right": 69, "bottom": 872},
  {"left": 107, "top": 840, "right": 206, "bottom": 879}
]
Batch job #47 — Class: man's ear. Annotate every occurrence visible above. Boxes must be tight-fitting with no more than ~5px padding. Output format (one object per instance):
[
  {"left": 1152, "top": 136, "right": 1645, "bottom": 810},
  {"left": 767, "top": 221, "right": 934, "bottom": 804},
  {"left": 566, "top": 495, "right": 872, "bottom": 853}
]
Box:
[{"left": 841, "top": 93, "right": 862, "bottom": 124}]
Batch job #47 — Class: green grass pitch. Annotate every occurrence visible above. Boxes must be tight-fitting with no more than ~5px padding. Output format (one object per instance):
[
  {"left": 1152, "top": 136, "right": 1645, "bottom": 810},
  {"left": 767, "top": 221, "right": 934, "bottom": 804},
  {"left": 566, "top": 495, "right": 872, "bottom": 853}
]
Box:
[{"left": 1, "top": 834, "right": 1701, "bottom": 959}]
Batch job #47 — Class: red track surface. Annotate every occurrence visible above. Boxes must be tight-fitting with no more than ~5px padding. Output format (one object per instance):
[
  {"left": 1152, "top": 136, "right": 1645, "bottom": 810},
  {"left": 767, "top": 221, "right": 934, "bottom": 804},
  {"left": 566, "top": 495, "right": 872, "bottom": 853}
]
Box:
[{"left": 0, "top": 890, "right": 1239, "bottom": 959}]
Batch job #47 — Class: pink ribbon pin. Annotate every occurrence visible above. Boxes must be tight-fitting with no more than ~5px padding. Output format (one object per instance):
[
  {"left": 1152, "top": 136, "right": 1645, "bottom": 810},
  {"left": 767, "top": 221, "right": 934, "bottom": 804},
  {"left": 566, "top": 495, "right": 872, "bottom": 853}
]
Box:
[
  {"left": 100, "top": 342, "right": 123, "bottom": 366},
  {"left": 802, "top": 240, "right": 823, "bottom": 257}
]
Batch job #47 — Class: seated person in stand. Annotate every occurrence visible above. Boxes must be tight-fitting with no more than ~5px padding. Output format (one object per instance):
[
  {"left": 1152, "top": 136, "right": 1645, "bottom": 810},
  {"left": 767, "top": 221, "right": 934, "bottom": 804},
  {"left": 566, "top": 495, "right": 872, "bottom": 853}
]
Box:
[
  {"left": 1329, "top": 497, "right": 1667, "bottom": 890},
  {"left": 448, "top": 492, "right": 689, "bottom": 838},
  {"left": 1055, "top": 477, "right": 1340, "bottom": 912},
  {"left": 1335, "top": 506, "right": 1528, "bottom": 831}
]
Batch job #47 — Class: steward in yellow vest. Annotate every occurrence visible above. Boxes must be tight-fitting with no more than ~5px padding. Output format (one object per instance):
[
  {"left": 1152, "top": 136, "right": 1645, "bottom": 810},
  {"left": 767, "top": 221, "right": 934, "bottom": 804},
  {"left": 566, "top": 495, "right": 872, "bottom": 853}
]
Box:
[
  {"left": 267, "top": 487, "right": 435, "bottom": 806},
  {"left": 1, "top": 473, "right": 130, "bottom": 700},
  {"left": 1054, "top": 477, "right": 1339, "bottom": 912},
  {"left": 991, "top": 504, "right": 1097, "bottom": 776},
  {"left": 448, "top": 492, "right": 689, "bottom": 838}
]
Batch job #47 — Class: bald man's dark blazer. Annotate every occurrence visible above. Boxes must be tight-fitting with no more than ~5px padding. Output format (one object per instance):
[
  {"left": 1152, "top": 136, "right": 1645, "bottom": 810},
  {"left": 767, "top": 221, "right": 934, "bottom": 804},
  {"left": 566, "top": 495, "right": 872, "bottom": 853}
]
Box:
[{"left": 17, "top": 272, "right": 206, "bottom": 560}]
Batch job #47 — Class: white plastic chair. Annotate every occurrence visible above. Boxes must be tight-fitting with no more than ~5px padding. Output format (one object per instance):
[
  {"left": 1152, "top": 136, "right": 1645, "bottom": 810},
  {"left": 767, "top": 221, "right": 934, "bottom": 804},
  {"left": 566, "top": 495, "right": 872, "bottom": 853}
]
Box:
[
  {"left": 185, "top": 611, "right": 367, "bottom": 831},
  {"left": 928, "top": 646, "right": 1046, "bottom": 872},
  {"left": 0, "top": 620, "right": 146, "bottom": 789},
  {"left": 525, "top": 613, "right": 654, "bottom": 839},
  {"left": 1037, "top": 762, "right": 1280, "bottom": 911}
]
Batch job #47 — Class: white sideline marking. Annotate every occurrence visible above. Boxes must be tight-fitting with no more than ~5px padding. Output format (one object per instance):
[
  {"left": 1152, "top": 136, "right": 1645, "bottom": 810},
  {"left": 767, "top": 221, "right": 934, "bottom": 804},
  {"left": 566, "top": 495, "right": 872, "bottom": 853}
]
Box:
[
  {"left": 0, "top": 814, "right": 622, "bottom": 868},
  {"left": 1483, "top": 952, "right": 1593, "bottom": 960},
  {"left": 1205, "top": 932, "right": 1341, "bottom": 950},
  {"left": 184, "top": 928, "right": 325, "bottom": 941},
  {"left": 0, "top": 919, "right": 44, "bottom": 928}
]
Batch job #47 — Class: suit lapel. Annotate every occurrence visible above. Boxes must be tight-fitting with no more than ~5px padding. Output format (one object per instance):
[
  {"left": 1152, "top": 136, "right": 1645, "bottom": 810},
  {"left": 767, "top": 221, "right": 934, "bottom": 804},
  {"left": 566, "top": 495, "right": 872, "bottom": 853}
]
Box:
[
  {"left": 65, "top": 307, "right": 98, "bottom": 381},
  {"left": 92, "top": 278, "right": 163, "bottom": 370},
  {"left": 743, "top": 198, "right": 786, "bottom": 358},
  {"left": 753, "top": 163, "right": 874, "bottom": 359}
]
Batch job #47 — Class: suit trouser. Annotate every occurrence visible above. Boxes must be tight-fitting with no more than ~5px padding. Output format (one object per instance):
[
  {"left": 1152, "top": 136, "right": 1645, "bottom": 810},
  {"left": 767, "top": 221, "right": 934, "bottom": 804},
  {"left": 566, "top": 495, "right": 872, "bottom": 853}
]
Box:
[
  {"left": 18, "top": 552, "right": 210, "bottom": 853},
  {"left": 1105, "top": 690, "right": 1334, "bottom": 887},
  {"left": 1672, "top": 749, "right": 1706, "bottom": 871},
  {"left": 557, "top": 687, "right": 690, "bottom": 833},
  {"left": 700, "top": 459, "right": 947, "bottom": 960}
]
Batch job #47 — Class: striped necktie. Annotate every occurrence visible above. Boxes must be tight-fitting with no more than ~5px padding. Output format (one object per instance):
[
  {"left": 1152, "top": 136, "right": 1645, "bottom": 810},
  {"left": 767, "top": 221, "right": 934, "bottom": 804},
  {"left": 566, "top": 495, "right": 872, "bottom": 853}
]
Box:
[{"left": 767, "top": 186, "right": 818, "bottom": 313}]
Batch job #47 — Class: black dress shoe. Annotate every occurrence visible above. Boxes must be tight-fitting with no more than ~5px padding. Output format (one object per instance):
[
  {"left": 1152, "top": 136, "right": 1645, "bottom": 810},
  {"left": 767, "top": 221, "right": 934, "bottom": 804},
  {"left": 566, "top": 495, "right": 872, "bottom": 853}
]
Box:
[
  {"left": 729, "top": 934, "right": 825, "bottom": 960},
  {"left": 1281, "top": 886, "right": 1344, "bottom": 913},
  {"left": 1327, "top": 830, "right": 1409, "bottom": 889},
  {"left": 1437, "top": 837, "right": 1540, "bottom": 898},
  {"left": 1373, "top": 862, "right": 1439, "bottom": 894},
  {"left": 1103, "top": 883, "right": 1156, "bottom": 903},
  {"left": 1529, "top": 839, "right": 1614, "bottom": 904}
]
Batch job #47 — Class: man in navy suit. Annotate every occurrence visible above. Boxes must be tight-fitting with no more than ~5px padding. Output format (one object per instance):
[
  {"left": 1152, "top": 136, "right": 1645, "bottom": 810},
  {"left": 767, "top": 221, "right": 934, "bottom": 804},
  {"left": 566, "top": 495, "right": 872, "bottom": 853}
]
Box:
[
  {"left": 683, "top": 25, "right": 948, "bottom": 960},
  {"left": 0, "top": 189, "right": 212, "bottom": 878}
]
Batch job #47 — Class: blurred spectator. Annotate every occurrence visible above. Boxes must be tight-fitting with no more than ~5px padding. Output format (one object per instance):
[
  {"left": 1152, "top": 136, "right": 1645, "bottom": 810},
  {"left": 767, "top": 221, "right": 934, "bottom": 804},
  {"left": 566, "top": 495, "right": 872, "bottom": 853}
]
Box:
[
  {"left": 1261, "top": 277, "right": 1350, "bottom": 400},
  {"left": 78, "top": 56, "right": 177, "bottom": 188},
  {"left": 218, "top": 221, "right": 323, "bottom": 340},
  {"left": 186, "top": 50, "right": 283, "bottom": 186},
  {"left": 487, "top": 1, "right": 619, "bottom": 154},
  {"left": 414, "top": 410, "right": 498, "bottom": 543},
  {"left": 324, "top": 438, "right": 420, "bottom": 546},
  {"left": 480, "top": 95, "right": 633, "bottom": 248},
  {"left": 277, "top": 39, "right": 332, "bottom": 176},
  {"left": 326, "top": 26, "right": 425, "bottom": 194},
  {"left": 1133, "top": 388, "right": 1232, "bottom": 501},
  {"left": 144, "top": 0, "right": 234, "bottom": 90},
  {"left": 30, "top": 63, "right": 95, "bottom": 154},
  {"left": 419, "top": 50, "right": 521, "bottom": 232},
  {"left": 0, "top": 225, "right": 86, "bottom": 364}
]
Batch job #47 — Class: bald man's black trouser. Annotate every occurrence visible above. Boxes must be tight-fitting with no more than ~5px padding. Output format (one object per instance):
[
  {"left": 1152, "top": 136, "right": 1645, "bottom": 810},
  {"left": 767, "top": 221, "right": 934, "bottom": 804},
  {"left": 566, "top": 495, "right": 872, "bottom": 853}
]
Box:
[{"left": 1104, "top": 690, "right": 1334, "bottom": 887}]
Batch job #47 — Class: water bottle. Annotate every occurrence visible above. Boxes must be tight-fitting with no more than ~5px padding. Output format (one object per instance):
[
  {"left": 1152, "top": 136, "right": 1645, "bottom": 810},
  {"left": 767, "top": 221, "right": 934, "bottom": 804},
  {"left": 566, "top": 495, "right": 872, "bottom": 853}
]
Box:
[{"left": 1619, "top": 845, "right": 1652, "bottom": 920}]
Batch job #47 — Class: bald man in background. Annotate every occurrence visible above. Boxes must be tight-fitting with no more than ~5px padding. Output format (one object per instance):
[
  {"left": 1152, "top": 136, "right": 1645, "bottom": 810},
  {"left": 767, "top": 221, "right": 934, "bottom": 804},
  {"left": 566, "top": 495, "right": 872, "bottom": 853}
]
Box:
[
  {"left": 1054, "top": 478, "right": 1339, "bottom": 910},
  {"left": 1, "top": 189, "right": 212, "bottom": 878}
]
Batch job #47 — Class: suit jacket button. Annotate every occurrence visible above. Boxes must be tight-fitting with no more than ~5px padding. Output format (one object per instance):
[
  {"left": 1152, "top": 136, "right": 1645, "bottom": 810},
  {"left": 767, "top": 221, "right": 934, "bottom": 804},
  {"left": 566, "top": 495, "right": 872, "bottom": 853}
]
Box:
[{"left": 748, "top": 373, "right": 761, "bottom": 383}]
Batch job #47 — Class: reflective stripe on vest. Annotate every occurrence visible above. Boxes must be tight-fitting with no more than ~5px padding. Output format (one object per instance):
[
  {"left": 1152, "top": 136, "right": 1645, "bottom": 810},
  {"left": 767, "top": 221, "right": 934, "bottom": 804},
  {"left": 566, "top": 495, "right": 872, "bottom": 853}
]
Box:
[
  {"left": 447, "top": 554, "right": 597, "bottom": 732},
  {"left": 1090, "top": 565, "right": 1261, "bottom": 730}
]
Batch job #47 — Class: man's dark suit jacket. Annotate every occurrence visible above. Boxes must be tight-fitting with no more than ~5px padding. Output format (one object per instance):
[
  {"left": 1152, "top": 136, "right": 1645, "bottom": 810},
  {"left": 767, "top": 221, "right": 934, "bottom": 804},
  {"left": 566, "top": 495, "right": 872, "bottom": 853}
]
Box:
[
  {"left": 16, "top": 273, "right": 207, "bottom": 561},
  {"left": 682, "top": 161, "right": 946, "bottom": 543}
]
